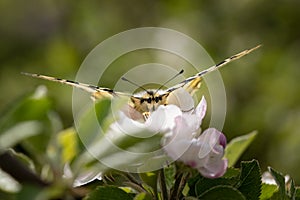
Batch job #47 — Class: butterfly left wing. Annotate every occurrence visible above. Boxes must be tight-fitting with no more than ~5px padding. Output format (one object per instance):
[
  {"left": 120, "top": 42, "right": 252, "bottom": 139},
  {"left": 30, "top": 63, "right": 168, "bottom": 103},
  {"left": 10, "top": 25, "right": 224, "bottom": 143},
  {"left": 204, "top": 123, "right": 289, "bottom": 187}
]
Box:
[{"left": 21, "top": 72, "right": 128, "bottom": 100}]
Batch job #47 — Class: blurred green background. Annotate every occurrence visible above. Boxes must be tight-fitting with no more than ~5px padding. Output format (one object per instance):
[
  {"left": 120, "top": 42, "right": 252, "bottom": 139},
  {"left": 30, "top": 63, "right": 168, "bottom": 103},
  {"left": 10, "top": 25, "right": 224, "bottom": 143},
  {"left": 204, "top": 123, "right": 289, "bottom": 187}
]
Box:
[{"left": 1, "top": 0, "right": 299, "bottom": 182}]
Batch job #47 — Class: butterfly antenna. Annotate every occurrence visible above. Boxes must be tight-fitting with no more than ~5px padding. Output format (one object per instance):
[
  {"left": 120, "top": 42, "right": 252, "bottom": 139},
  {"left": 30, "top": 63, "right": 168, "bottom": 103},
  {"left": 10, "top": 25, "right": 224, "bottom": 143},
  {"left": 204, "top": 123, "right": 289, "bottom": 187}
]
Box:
[
  {"left": 121, "top": 77, "right": 151, "bottom": 94},
  {"left": 155, "top": 69, "right": 184, "bottom": 94}
]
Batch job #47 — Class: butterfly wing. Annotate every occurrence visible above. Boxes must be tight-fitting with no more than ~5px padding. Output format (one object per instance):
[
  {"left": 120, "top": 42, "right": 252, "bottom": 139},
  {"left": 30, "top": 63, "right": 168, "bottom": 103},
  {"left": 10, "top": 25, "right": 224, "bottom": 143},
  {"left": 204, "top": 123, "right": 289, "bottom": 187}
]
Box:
[
  {"left": 21, "top": 72, "right": 129, "bottom": 100},
  {"left": 22, "top": 45, "right": 260, "bottom": 118},
  {"left": 166, "top": 45, "right": 261, "bottom": 95},
  {"left": 183, "top": 76, "right": 202, "bottom": 96}
]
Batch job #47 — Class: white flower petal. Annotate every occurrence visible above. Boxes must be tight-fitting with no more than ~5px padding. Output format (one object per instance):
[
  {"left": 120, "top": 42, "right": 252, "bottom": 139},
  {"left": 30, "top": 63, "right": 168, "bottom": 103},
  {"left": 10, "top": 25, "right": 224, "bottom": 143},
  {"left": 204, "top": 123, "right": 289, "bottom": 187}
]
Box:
[
  {"left": 181, "top": 113, "right": 199, "bottom": 133},
  {"left": 109, "top": 112, "right": 149, "bottom": 137},
  {"left": 180, "top": 96, "right": 207, "bottom": 132},
  {"left": 63, "top": 163, "right": 73, "bottom": 179},
  {"left": 261, "top": 172, "right": 291, "bottom": 185},
  {"left": 163, "top": 116, "right": 195, "bottom": 160},
  {"left": 73, "top": 171, "right": 102, "bottom": 187},
  {"left": 164, "top": 139, "right": 193, "bottom": 161},
  {"left": 167, "top": 87, "right": 194, "bottom": 112},
  {"left": 194, "top": 96, "right": 207, "bottom": 126},
  {"left": 146, "top": 104, "right": 182, "bottom": 132},
  {"left": 172, "top": 116, "right": 195, "bottom": 140}
]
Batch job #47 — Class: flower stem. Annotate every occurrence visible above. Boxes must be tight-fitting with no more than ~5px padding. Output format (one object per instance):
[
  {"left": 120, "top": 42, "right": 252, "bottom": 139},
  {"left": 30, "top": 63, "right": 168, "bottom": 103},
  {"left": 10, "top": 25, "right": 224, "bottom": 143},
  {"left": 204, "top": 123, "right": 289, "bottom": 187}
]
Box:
[
  {"left": 170, "top": 172, "right": 182, "bottom": 200},
  {"left": 159, "top": 169, "right": 168, "bottom": 200},
  {"left": 170, "top": 171, "right": 189, "bottom": 200}
]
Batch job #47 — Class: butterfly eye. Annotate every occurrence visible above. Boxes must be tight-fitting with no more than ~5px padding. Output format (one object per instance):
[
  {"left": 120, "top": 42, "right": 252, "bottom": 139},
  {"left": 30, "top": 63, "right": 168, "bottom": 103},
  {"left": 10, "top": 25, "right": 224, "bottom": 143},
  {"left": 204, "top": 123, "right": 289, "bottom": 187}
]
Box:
[
  {"left": 147, "top": 98, "right": 151, "bottom": 103},
  {"left": 154, "top": 96, "right": 160, "bottom": 103}
]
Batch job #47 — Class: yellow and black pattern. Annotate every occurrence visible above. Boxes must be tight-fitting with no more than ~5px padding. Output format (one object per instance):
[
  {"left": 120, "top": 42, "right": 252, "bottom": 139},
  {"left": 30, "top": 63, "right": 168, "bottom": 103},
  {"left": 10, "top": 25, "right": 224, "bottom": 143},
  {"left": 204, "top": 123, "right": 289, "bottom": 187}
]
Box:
[{"left": 22, "top": 45, "right": 261, "bottom": 116}]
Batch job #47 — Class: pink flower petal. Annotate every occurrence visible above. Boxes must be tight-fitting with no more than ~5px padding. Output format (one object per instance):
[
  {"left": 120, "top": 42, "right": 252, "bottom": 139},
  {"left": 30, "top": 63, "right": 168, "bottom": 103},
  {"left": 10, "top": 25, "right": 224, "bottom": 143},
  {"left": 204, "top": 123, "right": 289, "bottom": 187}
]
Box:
[
  {"left": 197, "top": 128, "right": 222, "bottom": 159},
  {"left": 219, "top": 133, "right": 227, "bottom": 148},
  {"left": 163, "top": 116, "right": 195, "bottom": 160},
  {"left": 198, "top": 159, "right": 228, "bottom": 178}
]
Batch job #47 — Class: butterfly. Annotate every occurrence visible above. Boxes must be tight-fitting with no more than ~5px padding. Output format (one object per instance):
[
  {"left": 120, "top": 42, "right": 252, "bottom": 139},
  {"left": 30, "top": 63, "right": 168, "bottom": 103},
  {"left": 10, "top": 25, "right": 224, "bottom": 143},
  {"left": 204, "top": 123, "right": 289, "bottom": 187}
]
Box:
[{"left": 22, "top": 45, "right": 260, "bottom": 119}]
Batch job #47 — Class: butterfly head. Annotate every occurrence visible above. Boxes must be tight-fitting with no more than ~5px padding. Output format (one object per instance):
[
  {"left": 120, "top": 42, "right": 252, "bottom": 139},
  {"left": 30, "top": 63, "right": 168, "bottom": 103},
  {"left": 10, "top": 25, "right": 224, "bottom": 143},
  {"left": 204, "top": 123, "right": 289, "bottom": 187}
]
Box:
[{"left": 130, "top": 90, "right": 169, "bottom": 115}]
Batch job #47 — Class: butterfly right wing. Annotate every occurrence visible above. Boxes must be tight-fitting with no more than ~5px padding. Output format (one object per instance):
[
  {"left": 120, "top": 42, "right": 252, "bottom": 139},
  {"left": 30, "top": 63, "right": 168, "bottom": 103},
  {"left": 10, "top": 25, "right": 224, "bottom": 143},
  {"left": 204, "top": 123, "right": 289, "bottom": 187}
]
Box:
[
  {"left": 182, "top": 77, "right": 202, "bottom": 96},
  {"left": 166, "top": 45, "right": 261, "bottom": 95}
]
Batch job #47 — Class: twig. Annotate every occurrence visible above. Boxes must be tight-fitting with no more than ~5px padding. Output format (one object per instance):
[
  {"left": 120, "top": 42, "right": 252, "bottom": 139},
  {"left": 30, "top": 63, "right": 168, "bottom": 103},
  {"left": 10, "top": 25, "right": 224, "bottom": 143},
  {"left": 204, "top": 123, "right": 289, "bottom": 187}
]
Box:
[{"left": 0, "top": 150, "right": 49, "bottom": 187}]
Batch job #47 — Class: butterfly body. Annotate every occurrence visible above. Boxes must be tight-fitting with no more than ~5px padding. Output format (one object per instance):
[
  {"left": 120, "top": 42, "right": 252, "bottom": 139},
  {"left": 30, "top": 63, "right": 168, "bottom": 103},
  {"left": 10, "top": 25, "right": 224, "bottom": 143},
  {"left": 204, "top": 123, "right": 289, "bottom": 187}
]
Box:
[
  {"left": 22, "top": 45, "right": 260, "bottom": 118},
  {"left": 130, "top": 90, "right": 169, "bottom": 116}
]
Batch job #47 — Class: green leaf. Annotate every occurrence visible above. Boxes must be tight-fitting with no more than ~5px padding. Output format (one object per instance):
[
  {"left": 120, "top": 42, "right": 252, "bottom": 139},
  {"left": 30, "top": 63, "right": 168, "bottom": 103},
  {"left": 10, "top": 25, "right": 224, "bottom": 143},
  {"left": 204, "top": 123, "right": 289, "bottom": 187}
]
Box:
[
  {"left": 194, "top": 175, "right": 239, "bottom": 197},
  {"left": 268, "top": 167, "right": 286, "bottom": 199},
  {"left": 225, "top": 131, "right": 257, "bottom": 167},
  {"left": 199, "top": 185, "right": 246, "bottom": 200},
  {"left": 15, "top": 184, "right": 42, "bottom": 200},
  {"left": 139, "top": 172, "right": 158, "bottom": 194},
  {"left": 0, "top": 86, "right": 52, "bottom": 133},
  {"left": 15, "top": 183, "right": 65, "bottom": 200},
  {"left": 137, "top": 155, "right": 171, "bottom": 174},
  {"left": 164, "top": 164, "right": 176, "bottom": 190},
  {"left": 187, "top": 171, "right": 239, "bottom": 197},
  {"left": 0, "top": 121, "right": 42, "bottom": 150},
  {"left": 83, "top": 186, "right": 134, "bottom": 200},
  {"left": 295, "top": 187, "right": 300, "bottom": 199},
  {"left": 0, "top": 86, "right": 56, "bottom": 154},
  {"left": 223, "top": 167, "right": 240, "bottom": 179},
  {"left": 260, "top": 183, "right": 278, "bottom": 200},
  {"left": 134, "top": 192, "right": 152, "bottom": 200},
  {"left": 182, "top": 183, "right": 190, "bottom": 197},
  {"left": 183, "top": 197, "right": 198, "bottom": 200},
  {"left": 7, "top": 149, "right": 35, "bottom": 172},
  {"left": 187, "top": 175, "right": 199, "bottom": 197},
  {"left": 289, "top": 179, "right": 296, "bottom": 200},
  {"left": 236, "top": 160, "right": 262, "bottom": 200},
  {"left": 57, "top": 127, "right": 78, "bottom": 163},
  {"left": 75, "top": 97, "right": 134, "bottom": 156},
  {"left": 76, "top": 98, "right": 111, "bottom": 149},
  {"left": 0, "top": 191, "right": 16, "bottom": 200}
]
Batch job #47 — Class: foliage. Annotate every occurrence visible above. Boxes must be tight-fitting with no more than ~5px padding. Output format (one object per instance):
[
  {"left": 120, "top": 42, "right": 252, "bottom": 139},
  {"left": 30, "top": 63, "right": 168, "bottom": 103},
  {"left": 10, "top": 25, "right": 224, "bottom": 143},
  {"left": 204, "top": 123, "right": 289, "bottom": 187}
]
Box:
[
  {"left": 0, "top": 89, "right": 300, "bottom": 199},
  {"left": 225, "top": 131, "right": 257, "bottom": 167}
]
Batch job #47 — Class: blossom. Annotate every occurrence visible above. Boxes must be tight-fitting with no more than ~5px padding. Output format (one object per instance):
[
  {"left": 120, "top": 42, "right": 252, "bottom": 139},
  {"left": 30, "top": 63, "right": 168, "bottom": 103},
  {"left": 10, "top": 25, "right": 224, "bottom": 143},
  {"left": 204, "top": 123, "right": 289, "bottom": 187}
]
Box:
[
  {"left": 261, "top": 171, "right": 291, "bottom": 185},
  {"left": 162, "top": 90, "right": 227, "bottom": 178},
  {"left": 121, "top": 87, "right": 228, "bottom": 178},
  {"left": 72, "top": 88, "right": 227, "bottom": 186}
]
